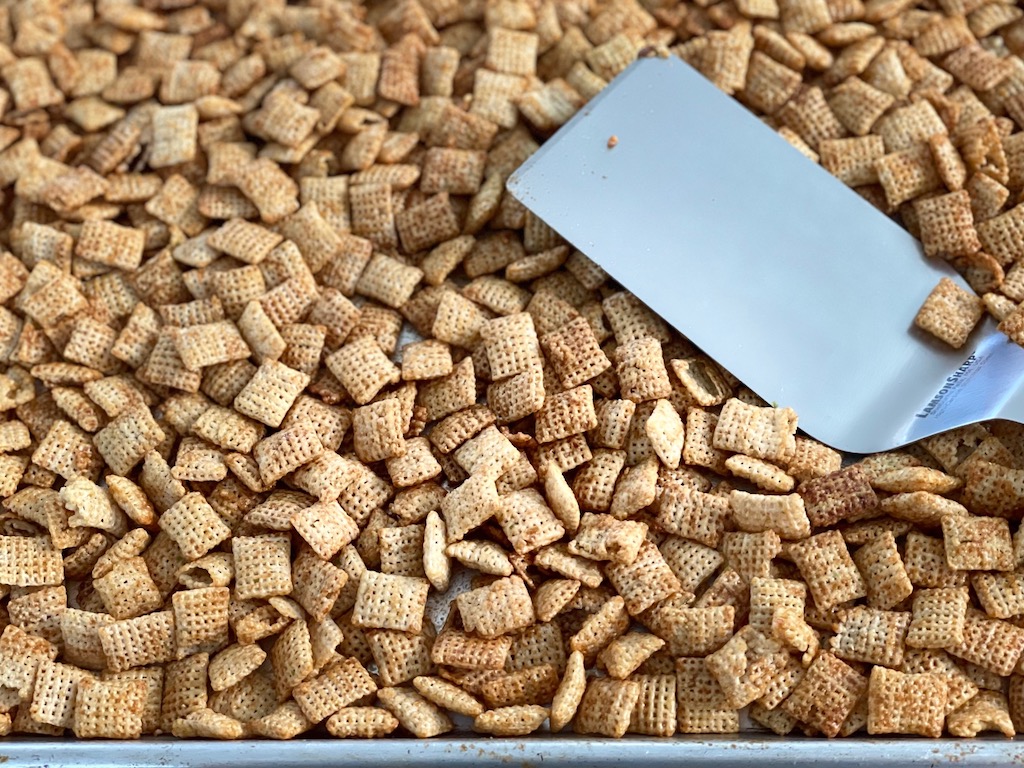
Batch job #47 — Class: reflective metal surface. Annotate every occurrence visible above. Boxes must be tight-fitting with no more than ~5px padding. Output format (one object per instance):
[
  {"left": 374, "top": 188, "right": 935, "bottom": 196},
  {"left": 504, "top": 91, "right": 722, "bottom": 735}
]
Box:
[
  {"left": 2, "top": 735, "right": 1022, "bottom": 768},
  {"left": 507, "top": 57, "right": 1024, "bottom": 453}
]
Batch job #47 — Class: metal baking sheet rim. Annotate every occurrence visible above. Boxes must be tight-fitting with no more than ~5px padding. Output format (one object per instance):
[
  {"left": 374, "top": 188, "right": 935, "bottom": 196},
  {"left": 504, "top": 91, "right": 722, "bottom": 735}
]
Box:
[{"left": 2, "top": 735, "right": 1023, "bottom": 766}]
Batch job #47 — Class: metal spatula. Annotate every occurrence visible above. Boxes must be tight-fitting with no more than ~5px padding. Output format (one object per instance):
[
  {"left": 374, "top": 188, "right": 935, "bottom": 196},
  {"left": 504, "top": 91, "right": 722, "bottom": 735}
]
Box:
[{"left": 506, "top": 55, "right": 1024, "bottom": 454}]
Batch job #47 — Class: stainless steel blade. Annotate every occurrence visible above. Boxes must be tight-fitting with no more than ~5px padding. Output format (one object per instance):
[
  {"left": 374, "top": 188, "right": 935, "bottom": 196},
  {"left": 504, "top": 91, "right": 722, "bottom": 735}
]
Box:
[{"left": 507, "top": 56, "right": 1024, "bottom": 453}]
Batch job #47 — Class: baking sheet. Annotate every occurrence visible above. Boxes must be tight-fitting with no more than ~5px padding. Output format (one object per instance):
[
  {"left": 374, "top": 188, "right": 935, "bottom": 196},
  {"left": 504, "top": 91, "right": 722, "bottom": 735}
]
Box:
[{"left": 2, "top": 735, "right": 1021, "bottom": 767}]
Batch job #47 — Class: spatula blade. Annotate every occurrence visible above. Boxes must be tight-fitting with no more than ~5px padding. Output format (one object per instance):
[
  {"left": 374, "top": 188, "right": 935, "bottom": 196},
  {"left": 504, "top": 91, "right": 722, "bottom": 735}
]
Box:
[{"left": 507, "top": 56, "right": 1018, "bottom": 453}]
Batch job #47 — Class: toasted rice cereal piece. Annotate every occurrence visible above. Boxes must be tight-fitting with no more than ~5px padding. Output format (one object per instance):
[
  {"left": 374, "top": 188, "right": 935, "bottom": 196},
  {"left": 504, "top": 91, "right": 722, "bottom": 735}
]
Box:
[
  {"left": 291, "top": 656, "right": 377, "bottom": 724},
  {"left": 159, "top": 652, "right": 209, "bottom": 732},
  {"left": 781, "top": 651, "right": 867, "bottom": 737},
  {"left": 570, "top": 676, "right": 639, "bottom": 738},
  {"left": 29, "top": 660, "right": 93, "bottom": 729},
  {"left": 946, "top": 614, "right": 1024, "bottom": 677},
  {"left": 597, "top": 632, "right": 666, "bottom": 681},
  {"left": 326, "top": 706, "right": 399, "bottom": 738},
  {"left": 788, "top": 530, "right": 867, "bottom": 611},
  {"left": 98, "top": 611, "right": 176, "bottom": 673},
  {"left": 720, "top": 530, "right": 782, "bottom": 584},
  {"left": 829, "top": 606, "right": 910, "bottom": 668},
  {"left": 253, "top": 423, "right": 324, "bottom": 485},
  {"left": 208, "top": 644, "right": 266, "bottom": 693},
  {"left": 947, "top": 689, "right": 1016, "bottom": 738},
  {"left": 171, "top": 708, "right": 245, "bottom": 740},
  {"left": 94, "top": 556, "right": 163, "bottom": 620},
  {"left": 904, "top": 531, "right": 967, "bottom": 589},
  {"left": 704, "top": 626, "right": 786, "bottom": 709},
  {"left": 646, "top": 606, "right": 734, "bottom": 662},
  {"left": 541, "top": 315, "right": 612, "bottom": 390},
  {"left": 572, "top": 450, "right": 626, "bottom": 514},
  {"left": 75, "top": 219, "right": 145, "bottom": 272},
  {"left": 605, "top": 538, "right": 682, "bottom": 616},
  {"left": 625, "top": 672, "right": 677, "bottom": 737},
  {"left": 748, "top": 576, "right": 806, "bottom": 635},
  {"left": 377, "top": 686, "right": 453, "bottom": 738},
  {"left": 906, "top": 587, "right": 969, "bottom": 649},
  {"left": 730, "top": 491, "right": 810, "bottom": 540},
  {"left": 713, "top": 398, "right": 798, "bottom": 463},
  {"left": 673, "top": 656, "right": 740, "bottom": 734},
  {"left": 0, "top": 535, "right": 63, "bottom": 587},
  {"left": 159, "top": 492, "right": 231, "bottom": 562},
  {"left": 456, "top": 575, "right": 534, "bottom": 639},
  {"left": 615, "top": 337, "right": 672, "bottom": 403},
  {"left": 149, "top": 104, "right": 198, "bottom": 168},
  {"left": 569, "top": 512, "right": 647, "bottom": 565},
  {"left": 232, "top": 534, "right": 292, "bottom": 601},
  {"left": 852, "top": 530, "right": 914, "bottom": 610},
  {"left": 876, "top": 143, "right": 942, "bottom": 210},
  {"left": 325, "top": 336, "right": 400, "bottom": 406},
  {"left": 73, "top": 676, "right": 146, "bottom": 739},
  {"left": 644, "top": 400, "right": 684, "bottom": 470},
  {"left": 943, "top": 514, "right": 1014, "bottom": 571},
  {"left": 172, "top": 587, "right": 230, "bottom": 659},
  {"left": 352, "top": 571, "right": 429, "bottom": 634},
  {"left": 480, "top": 663, "right": 559, "bottom": 709},
  {"left": 474, "top": 704, "right": 549, "bottom": 737},
  {"left": 866, "top": 666, "right": 947, "bottom": 737},
  {"left": 401, "top": 340, "right": 453, "bottom": 382},
  {"left": 610, "top": 456, "right": 659, "bottom": 520},
  {"left": 725, "top": 454, "right": 794, "bottom": 492},
  {"left": 800, "top": 465, "right": 878, "bottom": 527},
  {"left": 879, "top": 491, "right": 966, "bottom": 527}
]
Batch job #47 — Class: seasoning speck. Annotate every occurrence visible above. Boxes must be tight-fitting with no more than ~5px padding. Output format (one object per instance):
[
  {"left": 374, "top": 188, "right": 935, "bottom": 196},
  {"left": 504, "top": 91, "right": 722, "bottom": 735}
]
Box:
[{"left": 607, "top": 135, "right": 618, "bottom": 149}]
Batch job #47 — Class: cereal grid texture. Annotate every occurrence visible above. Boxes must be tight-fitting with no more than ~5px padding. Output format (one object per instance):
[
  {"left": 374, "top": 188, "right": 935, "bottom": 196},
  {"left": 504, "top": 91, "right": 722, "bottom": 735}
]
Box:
[{"left": 1, "top": 0, "right": 1024, "bottom": 745}]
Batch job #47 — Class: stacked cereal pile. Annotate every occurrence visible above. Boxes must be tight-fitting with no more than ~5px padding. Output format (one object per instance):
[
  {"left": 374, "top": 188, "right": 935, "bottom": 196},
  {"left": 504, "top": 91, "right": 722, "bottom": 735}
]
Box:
[{"left": 0, "top": 0, "right": 1022, "bottom": 742}]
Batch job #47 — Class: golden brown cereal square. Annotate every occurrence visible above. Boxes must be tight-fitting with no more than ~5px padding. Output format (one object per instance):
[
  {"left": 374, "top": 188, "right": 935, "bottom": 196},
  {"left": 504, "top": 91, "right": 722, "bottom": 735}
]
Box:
[
  {"left": 30, "top": 660, "right": 93, "bottom": 729},
  {"left": 541, "top": 316, "right": 612, "bottom": 390},
  {"left": 781, "top": 652, "right": 866, "bottom": 737},
  {"left": 946, "top": 689, "right": 1016, "bottom": 738},
  {"left": 293, "top": 656, "right": 378, "bottom": 724},
  {"left": 573, "top": 677, "right": 640, "bottom": 738},
  {"left": 73, "top": 676, "right": 146, "bottom": 739},
  {"left": 866, "top": 666, "right": 947, "bottom": 737},
  {"left": 457, "top": 576, "right": 535, "bottom": 638},
  {"left": 943, "top": 513, "right": 1014, "bottom": 571},
  {"left": 674, "top": 657, "right": 740, "bottom": 734},
  {"left": 150, "top": 104, "right": 199, "bottom": 168},
  {"left": 904, "top": 531, "right": 968, "bottom": 589},
  {"left": 377, "top": 686, "right": 453, "bottom": 738},
  {"left": 719, "top": 530, "right": 781, "bottom": 584},
  {"left": 730, "top": 490, "right": 810, "bottom": 540},
  {"left": 907, "top": 587, "right": 969, "bottom": 648},
  {"left": 977, "top": 203, "right": 1024, "bottom": 267},
  {"left": 829, "top": 606, "right": 910, "bottom": 668},
  {"left": 946, "top": 615, "right": 1024, "bottom": 676},
  {"left": 94, "top": 556, "right": 164, "bottom": 621},
  {"left": 852, "top": 530, "right": 914, "bottom": 610},
  {"left": 159, "top": 492, "right": 231, "bottom": 562},
  {"left": 232, "top": 359, "right": 310, "bottom": 429},
  {"left": 704, "top": 626, "right": 787, "bottom": 709},
  {"left": 713, "top": 398, "right": 798, "bottom": 463},
  {"left": 799, "top": 464, "right": 878, "bottom": 527},
  {"left": 172, "top": 587, "right": 230, "bottom": 658},
  {"left": 232, "top": 534, "right": 292, "bottom": 601},
  {"left": 75, "top": 219, "right": 145, "bottom": 272},
  {"left": 353, "top": 399, "right": 407, "bottom": 463},
  {"left": 97, "top": 611, "right": 176, "bottom": 672},
  {"left": 914, "top": 190, "right": 981, "bottom": 258},
  {"left": 606, "top": 539, "right": 682, "bottom": 616},
  {"left": 788, "top": 529, "right": 867, "bottom": 611},
  {"left": 356, "top": 253, "right": 424, "bottom": 310},
  {"left": 291, "top": 501, "right": 360, "bottom": 562},
  {"left": 615, "top": 337, "right": 672, "bottom": 403},
  {"left": 326, "top": 336, "right": 401, "bottom": 406},
  {"left": 352, "top": 571, "right": 429, "bottom": 633}
]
